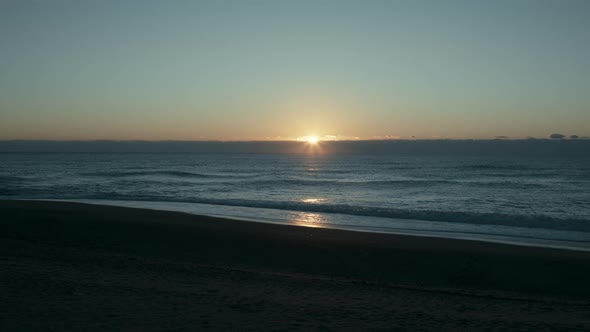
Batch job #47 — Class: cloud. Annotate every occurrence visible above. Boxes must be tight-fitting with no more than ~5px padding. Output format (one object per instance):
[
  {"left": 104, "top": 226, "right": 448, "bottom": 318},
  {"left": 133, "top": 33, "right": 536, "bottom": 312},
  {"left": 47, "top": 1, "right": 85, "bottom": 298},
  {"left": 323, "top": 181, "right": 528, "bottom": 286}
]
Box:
[
  {"left": 570, "top": 135, "right": 579, "bottom": 139},
  {"left": 549, "top": 133, "right": 565, "bottom": 139},
  {"left": 372, "top": 135, "right": 401, "bottom": 140},
  {"left": 322, "top": 135, "right": 338, "bottom": 141}
]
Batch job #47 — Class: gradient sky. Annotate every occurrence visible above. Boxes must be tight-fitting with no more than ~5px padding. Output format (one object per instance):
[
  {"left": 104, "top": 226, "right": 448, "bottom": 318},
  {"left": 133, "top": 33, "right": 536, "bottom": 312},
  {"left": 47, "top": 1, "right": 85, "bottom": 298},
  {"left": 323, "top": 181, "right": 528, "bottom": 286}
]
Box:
[{"left": 1, "top": 0, "right": 589, "bottom": 140}]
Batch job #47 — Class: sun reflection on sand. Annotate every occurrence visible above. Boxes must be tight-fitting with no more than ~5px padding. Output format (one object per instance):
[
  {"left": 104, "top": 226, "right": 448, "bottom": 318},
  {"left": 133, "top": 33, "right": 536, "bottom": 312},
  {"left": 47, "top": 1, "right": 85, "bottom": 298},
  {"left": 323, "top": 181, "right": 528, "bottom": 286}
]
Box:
[{"left": 290, "top": 212, "right": 325, "bottom": 228}]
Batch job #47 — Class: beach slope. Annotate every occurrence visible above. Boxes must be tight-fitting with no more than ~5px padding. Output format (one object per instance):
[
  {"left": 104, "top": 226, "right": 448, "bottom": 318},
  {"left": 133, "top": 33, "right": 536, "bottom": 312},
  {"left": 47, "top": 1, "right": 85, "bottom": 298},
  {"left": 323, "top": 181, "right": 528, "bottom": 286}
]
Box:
[{"left": 1, "top": 200, "right": 589, "bottom": 331}]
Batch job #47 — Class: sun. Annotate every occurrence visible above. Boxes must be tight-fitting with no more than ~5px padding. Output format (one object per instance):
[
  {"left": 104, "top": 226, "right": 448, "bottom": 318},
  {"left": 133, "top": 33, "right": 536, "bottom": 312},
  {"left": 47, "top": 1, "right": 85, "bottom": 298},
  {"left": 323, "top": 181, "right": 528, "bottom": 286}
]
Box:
[{"left": 307, "top": 136, "right": 319, "bottom": 144}]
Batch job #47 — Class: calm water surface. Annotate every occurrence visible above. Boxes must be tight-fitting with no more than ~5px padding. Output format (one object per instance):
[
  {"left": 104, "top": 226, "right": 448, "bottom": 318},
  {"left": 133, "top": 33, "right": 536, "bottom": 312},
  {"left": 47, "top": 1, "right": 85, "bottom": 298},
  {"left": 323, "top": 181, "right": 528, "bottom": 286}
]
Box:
[{"left": 1, "top": 153, "right": 589, "bottom": 249}]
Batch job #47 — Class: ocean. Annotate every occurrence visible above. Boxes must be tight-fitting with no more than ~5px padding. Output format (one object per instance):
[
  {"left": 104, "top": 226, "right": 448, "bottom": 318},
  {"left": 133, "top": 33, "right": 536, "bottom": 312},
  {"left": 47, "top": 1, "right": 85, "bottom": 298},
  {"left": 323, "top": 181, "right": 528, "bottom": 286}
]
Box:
[{"left": 1, "top": 150, "right": 589, "bottom": 250}]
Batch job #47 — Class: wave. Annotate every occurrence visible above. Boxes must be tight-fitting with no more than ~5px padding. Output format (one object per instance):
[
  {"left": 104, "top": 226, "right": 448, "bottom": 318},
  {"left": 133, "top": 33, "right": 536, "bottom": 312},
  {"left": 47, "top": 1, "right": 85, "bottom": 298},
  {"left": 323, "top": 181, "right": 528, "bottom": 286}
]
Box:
[
  {"left": 230, "top": 178, "right": 550, "bottom": 189},
  {"left": 71, "top": 194, "right": 590, "bottom": 232},
  {"left": 220, "top": 178, "right": 464, "bottom": 190},
  {"left": 458, "top": 164, "right": 536, "bottom": 170},
  {"left": 475, "top": 172, "right": 564, "bottom": 178},
  {"left": 79, "top": 170, "right": 254, "bottom": 179},
  {"left": 74, "top": 169, "right": 559, "bottom": 189},
  {"left": 461, "top": 180, "right": 547, "bottom": 189},
  {"left": 24, "top": 174, "right": 554, "bottom": 191},
  {"left": 302, "top": 168, "right": 357, "bottom": 174},
  {"left": 0, "top": 175, "right": 27, "bottom": 182},
  {"left": 73, "top": 169, "right": 572, "bottom": 189}
]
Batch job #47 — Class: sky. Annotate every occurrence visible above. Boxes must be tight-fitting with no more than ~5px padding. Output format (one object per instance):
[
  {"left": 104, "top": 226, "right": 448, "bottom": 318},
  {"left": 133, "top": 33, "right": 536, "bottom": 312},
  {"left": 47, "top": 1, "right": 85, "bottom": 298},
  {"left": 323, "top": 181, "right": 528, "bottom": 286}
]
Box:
[{"left": 1, "top": 0, "right": 589, "bottom": 141}]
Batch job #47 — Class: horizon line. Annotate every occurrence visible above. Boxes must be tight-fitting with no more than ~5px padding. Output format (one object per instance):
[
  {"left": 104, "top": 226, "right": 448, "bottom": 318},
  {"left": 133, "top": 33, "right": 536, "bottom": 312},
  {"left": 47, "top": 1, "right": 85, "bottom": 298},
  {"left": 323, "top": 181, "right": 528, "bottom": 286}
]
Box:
[{"left": 0, "top": 138, "right": 588, "bottom": 143}]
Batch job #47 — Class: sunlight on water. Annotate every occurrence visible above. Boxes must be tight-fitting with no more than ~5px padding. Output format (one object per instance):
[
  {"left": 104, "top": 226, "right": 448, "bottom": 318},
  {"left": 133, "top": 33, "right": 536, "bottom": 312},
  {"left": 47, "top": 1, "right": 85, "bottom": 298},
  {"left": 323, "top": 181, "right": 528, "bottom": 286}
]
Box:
[{"left": 301, "top": 198, "right": 327, "bottom": 204}]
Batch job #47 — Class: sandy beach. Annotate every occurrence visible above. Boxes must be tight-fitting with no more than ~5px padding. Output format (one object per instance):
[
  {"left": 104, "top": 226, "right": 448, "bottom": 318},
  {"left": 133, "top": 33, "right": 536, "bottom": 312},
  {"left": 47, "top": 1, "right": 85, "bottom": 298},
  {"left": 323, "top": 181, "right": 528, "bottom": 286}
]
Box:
[{"left": 1, "top": 200, "right": 590, "bottom": 331}]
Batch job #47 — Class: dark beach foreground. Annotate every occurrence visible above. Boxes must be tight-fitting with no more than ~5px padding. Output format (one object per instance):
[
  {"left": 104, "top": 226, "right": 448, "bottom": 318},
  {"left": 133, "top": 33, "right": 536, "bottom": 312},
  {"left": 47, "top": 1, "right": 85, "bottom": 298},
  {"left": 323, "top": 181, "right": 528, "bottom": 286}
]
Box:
[{"left": 1, "top": 200, "right": 589, "bottom": 331}]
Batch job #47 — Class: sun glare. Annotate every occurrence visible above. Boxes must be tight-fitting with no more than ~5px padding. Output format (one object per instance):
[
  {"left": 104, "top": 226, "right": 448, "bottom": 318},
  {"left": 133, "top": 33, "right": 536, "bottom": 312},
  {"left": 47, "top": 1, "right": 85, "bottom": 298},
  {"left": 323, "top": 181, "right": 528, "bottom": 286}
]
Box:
[{"left": 307, "top": 136, "right": 319, "bottom": 144}]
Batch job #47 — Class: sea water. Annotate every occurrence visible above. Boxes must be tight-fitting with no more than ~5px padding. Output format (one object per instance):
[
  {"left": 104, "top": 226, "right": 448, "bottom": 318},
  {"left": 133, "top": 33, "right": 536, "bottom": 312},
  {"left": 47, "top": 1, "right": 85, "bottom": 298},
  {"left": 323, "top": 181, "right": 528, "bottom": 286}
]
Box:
[{"left": 1, "top": 151, "right": 589, "bottom": 250}]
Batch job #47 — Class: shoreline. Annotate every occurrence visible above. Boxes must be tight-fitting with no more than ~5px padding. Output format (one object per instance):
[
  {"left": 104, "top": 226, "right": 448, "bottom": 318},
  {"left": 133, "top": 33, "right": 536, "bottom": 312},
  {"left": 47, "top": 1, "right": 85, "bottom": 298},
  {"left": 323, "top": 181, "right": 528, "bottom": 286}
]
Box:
[
  {"left": 2, "top": 199, "right": 590, "bottom": 330},
  {"left": 3, "top": 199, "right": 590, "bottom": 295},
  {"left": 27, "top": 198, "right": 590, "bottom": 252}
]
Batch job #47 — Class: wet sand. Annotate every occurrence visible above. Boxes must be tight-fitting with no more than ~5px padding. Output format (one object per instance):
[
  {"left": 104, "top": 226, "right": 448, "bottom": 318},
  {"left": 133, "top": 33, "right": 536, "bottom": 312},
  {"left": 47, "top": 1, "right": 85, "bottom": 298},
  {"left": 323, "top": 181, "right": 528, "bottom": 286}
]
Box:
[{"left": 1, "top": 200, "right": 589, "bottom": 331}]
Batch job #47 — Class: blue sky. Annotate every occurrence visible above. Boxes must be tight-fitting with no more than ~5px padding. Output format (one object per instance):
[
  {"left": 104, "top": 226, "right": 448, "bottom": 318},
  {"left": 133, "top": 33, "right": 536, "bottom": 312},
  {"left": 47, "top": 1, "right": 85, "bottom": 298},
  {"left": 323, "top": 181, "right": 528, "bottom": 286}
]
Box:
[{"left": 1, "top": 0, "right": 589, "bottom": 140}]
